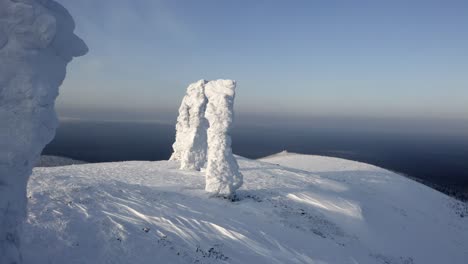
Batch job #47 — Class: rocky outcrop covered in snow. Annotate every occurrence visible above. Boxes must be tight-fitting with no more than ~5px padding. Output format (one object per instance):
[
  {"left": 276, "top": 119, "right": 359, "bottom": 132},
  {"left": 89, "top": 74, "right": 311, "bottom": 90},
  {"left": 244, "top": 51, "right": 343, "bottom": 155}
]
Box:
[
  {"left": 0, "top": 0, "right": 87, "bottom": 262},
  {"left": 170, "top": 80, "right": 208, "bottom": 171},
  {"left": 170, "top": 79, "right": 243, "bottom": 197},
  {"left": 204, "top": 80, "right": 243, "bottom": 197}
]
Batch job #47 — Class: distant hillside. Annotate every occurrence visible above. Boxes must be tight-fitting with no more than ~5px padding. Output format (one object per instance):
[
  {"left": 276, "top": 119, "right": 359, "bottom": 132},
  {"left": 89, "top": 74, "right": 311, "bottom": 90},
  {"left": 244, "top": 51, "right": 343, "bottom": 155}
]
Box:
[{"left": 36, "top": 155, "right": 86, "bottom": 167}]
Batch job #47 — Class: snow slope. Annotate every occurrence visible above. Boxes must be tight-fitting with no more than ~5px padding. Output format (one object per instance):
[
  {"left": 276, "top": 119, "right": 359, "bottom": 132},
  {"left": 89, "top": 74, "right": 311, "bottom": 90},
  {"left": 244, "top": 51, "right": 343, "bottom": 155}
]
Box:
[{"left": 24, "top": 153, "right": 468, "bottom": 264}]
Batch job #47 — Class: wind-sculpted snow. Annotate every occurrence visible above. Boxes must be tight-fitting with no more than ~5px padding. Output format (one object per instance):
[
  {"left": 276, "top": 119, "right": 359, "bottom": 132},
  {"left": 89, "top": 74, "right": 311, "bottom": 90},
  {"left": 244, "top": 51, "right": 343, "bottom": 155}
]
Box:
[
  {"left": 0, "top": 0, "right": 87, "bottom": 262},
  {"left": 205, "top": 80, "right": 243, "bottom": 197},
  {"left": 170, "top": 79, "right": 243, "bottom": 197},
  {"left": 23, "top": 154, "right": 468, "bottom": 263},
  {"left": 170, "top": 80, "right": 208, "bottom": 171}
]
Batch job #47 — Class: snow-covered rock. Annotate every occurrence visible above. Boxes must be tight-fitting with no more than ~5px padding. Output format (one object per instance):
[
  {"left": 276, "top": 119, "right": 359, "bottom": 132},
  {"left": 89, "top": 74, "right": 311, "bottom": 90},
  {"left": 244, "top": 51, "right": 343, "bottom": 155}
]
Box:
[
  {"left": 170, "top": 80, "right": 209, "bottom": 171},
  {"left": 23, "top": 153, "right": 468, "bottom": 263},
  {"left": 0, "top": 0, "right": 87, "bottom": 262},
  {"left": 204, "top": 80, "right": 243, "bottom": 197},
  {"left": 169, "top": 79, "right": 243, "bottom": 197}
]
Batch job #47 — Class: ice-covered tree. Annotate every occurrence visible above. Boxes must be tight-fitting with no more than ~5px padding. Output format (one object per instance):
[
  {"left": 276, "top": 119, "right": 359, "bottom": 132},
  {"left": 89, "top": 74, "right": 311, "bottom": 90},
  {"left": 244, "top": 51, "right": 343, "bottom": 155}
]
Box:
[
  {"left": 204, "top": 80, "right": 243, "bottom": 197},
  {"left": 170, "top": 80, "right": 209, "bottom": 171},
  {"left": 0, "top": 0, "right": 87, "bottom": 262}
]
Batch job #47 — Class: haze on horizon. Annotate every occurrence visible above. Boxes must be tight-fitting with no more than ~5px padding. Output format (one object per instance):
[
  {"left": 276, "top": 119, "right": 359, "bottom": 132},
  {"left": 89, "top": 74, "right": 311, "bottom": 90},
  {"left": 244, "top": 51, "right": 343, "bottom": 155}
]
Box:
[{"left": 56, "top": 0, "right": 468, "bottom": 122}]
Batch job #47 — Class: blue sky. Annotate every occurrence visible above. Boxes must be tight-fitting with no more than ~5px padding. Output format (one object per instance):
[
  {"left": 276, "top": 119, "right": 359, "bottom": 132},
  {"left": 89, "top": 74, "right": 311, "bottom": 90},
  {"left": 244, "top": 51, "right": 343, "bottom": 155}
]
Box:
[{"left": 57, "top": 0, "right": 468, "bottom": 120}]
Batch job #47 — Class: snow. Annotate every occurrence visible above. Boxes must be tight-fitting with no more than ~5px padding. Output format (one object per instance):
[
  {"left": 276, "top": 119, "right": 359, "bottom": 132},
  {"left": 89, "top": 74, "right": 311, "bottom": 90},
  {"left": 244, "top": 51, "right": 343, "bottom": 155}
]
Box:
[
  {"left": 0, "top": 0, "right": 87, "bottom": 262},
  {"left": 170, "top": 79, "right": 243, "bottom": 197},
  {"left": 23, "top": 153, "right": 468, "bottom": 263},
  {"left": 204, "top": 80, "right": 243, "bottom": 197},
  {"left": 170, "top": 80, "right": 209, "bottom": 171}
]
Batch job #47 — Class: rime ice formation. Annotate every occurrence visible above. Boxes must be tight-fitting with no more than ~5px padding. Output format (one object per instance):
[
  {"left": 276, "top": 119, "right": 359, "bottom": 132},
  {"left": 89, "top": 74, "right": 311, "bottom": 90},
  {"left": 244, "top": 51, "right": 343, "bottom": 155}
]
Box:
[
  {"left": 170, "top": 79, "right": 243, "bottom": 196},
  {"left": 0, "top": 0, "right": 87, "bottom": 262},
  {"left": 170, "top": 80, "right": 209, "bottom": 171},
  {"left": 204, "top": 80, "right": 243, "bottom": 197}
]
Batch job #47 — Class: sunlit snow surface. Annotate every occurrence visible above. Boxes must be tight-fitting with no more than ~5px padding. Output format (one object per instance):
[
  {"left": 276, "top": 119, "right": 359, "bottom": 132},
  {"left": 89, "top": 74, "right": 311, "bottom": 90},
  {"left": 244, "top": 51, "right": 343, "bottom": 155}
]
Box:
[{"left": 24, "top": 152, "right": 468, "bottom": 263}]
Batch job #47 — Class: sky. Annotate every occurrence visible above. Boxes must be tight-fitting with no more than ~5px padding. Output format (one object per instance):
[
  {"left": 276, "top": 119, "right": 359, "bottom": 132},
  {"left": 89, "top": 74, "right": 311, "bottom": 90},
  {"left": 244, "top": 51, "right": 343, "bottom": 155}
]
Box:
[{"left": 56, "top": 0, "right": 468, "bottom": 121}]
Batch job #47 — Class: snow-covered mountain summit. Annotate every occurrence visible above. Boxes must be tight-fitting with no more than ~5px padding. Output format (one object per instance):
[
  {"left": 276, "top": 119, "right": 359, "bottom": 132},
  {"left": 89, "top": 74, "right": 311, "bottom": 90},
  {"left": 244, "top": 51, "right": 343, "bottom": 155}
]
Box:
[{"left": 24, "top": 153, "right": 468, "bottom": 264}]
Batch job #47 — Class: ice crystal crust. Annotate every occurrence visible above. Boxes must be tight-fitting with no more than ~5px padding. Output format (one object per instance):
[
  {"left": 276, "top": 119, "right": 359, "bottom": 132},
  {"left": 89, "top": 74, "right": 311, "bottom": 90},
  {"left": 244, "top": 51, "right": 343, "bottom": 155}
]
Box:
[{"left": 0, "top": 0, "right": 87, "bottom": 262}]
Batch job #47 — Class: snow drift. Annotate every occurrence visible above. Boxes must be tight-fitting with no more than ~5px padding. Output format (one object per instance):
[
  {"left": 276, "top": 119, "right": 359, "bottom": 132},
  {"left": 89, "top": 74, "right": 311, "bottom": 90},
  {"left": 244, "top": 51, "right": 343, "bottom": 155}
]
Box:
[
  {"left": 0, "top": 0, "right": 87, "bottom": 262},
  {"left": 23, "top": 153, "right": 468, "bottom": 263}
]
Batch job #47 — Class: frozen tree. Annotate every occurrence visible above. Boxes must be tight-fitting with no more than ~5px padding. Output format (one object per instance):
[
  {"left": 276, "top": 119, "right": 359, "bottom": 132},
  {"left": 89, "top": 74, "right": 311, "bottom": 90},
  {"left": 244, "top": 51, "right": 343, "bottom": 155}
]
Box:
[
  {"left": 204, "top": 80, "right": 243, "bottom": 197},
  {"left": 0, "top": 0, "right": 87, "bottom": 262},
  {"left": 170, "top": 80, "right": 209, "bottom": 171}
]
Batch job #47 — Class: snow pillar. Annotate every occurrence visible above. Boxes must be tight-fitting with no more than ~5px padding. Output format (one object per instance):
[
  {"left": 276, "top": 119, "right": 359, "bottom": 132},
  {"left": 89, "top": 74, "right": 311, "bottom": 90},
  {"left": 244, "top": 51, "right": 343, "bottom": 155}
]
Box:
[
  {"left": 0, "top": 0, "right": 87, "bottom": 262},
  {"left": 170, "top": 80, "right": 209, "bottom": 171},
  {"left": 204, "top": 80, "right": 243, "bottom": 197}
]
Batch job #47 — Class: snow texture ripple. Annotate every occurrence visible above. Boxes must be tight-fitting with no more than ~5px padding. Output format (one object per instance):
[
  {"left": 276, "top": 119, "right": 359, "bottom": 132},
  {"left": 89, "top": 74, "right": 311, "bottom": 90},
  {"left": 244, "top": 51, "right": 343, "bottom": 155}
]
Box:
[
  {"left": 22, "top": 153, "right": 468, "bottom": 264},
  {"left": 0, "top": 0, "right": 87, "bottom": 262}
]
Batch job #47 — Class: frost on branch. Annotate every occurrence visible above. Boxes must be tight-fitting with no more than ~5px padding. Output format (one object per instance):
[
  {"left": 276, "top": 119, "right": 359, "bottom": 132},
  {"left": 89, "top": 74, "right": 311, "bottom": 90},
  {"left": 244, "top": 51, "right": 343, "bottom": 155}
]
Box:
[
  {"left": 170, "top": 80, "right": 208, "bottom": 171},
  {"left": 0, "top": 0, "right": 87, "bottom": 262},
  {"left": 204, "top": 80, "right": 243, "bottom": 197}
]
